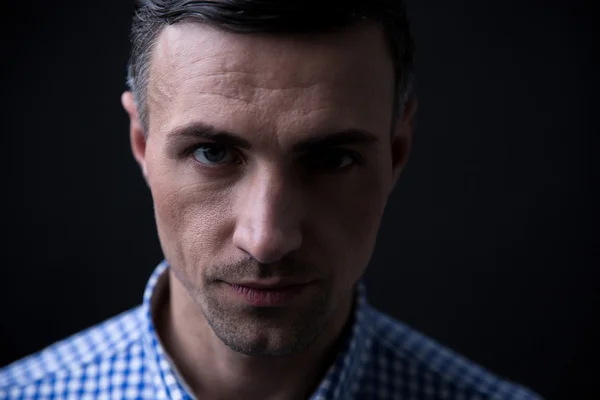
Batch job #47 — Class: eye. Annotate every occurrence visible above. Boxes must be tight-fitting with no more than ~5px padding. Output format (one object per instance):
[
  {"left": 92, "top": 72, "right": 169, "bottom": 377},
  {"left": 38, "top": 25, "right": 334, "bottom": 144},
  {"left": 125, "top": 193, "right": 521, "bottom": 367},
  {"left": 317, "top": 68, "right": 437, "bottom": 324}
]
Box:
[
  {"left": 303, "top": 149, "right": 361, "bottom": 171},
  {"left": 192, "top": 144, "right": 238, "bottom": 165}
]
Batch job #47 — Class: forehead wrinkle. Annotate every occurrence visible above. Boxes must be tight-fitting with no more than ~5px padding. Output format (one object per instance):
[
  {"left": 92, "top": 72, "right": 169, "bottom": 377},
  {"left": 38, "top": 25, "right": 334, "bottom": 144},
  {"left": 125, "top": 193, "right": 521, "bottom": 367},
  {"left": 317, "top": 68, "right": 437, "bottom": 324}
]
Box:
[
  {"left": 148, "top": 26, "right": 241, "bottom": 125},
  {"left": 149, "top": 23, "right": 369, "bottom": 102},
  {"left": 155, "top": 76, "right": 385, "bottom": 153},
  {"left": 147, "top": 22, "right": 395, "bottom": 142},
  {"left": 152, "top": 60, "right": 333, "bottom": 133},
  {"left": 154, "top": 60, "right": 332, "bottom": 107}
]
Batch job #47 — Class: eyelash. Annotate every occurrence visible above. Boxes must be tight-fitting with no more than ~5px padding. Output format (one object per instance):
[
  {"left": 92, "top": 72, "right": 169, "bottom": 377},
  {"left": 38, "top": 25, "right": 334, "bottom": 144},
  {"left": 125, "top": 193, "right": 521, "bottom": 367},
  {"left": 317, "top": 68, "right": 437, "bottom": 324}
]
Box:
[
  {"left": 302, "top": 149, "right": 364, "bottom": 170},
  {"left": 185, "top": 143, "right": 244, "bottom": 167},
  {"left": 185, "top": 143, "right": 364, "bottom": 171}
]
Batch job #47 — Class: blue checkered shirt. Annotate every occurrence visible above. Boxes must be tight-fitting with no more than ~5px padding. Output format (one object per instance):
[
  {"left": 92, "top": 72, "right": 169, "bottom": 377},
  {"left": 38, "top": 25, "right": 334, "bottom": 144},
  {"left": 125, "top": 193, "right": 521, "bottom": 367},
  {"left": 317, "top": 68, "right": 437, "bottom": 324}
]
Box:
[{"left": 1, "top": 261, "right": 542, "bottom": 399}]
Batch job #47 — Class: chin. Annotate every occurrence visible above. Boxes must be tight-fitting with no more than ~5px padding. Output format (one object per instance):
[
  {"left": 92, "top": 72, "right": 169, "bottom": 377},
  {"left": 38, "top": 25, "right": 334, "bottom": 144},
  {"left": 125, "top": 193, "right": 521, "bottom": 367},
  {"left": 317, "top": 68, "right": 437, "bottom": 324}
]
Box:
[
  {"left": 217, "top": 326, "right": 323, "bottom": 358},
  {"left": 202, "top": 298, "right": 332, "bottom": 358}
]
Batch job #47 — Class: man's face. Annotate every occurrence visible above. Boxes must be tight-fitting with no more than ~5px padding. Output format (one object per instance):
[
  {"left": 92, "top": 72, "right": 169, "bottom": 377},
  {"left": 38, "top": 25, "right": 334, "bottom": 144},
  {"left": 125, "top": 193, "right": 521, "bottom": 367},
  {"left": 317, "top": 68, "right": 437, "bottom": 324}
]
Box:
[{"left": 127, "top": 23, "right": 411, "bottom": 356}]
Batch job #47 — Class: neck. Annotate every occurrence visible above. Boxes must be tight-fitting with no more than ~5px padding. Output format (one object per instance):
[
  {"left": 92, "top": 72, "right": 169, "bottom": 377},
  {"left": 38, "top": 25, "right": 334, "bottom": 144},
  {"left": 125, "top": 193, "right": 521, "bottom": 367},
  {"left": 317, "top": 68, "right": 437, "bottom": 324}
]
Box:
[{"left": 155, "top": 270, "right": 354, "bottom": 400}]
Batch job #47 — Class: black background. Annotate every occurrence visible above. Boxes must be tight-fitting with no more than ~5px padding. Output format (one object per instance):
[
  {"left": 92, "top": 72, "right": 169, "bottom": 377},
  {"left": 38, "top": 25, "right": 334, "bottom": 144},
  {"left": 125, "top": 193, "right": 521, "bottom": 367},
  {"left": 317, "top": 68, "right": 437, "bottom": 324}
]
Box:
[{"left": 1, "top": 1, "right": 598, "bottom": 399}]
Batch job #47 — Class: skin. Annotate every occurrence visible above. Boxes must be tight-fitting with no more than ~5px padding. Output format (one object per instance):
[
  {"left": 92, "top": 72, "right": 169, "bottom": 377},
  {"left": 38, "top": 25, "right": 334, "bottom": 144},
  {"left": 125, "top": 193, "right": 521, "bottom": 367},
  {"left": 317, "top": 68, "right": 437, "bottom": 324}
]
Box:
[{"left": 122, "top": 22, "right": 416, "bottom": 400}]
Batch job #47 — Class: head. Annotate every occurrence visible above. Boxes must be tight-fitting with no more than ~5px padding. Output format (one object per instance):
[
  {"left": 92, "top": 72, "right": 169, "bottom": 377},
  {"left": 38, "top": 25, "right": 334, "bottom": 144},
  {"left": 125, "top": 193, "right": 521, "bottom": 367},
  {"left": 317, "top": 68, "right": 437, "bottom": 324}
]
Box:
[{"left": 122, "top": 0, "right": 416, "bottom": 357}]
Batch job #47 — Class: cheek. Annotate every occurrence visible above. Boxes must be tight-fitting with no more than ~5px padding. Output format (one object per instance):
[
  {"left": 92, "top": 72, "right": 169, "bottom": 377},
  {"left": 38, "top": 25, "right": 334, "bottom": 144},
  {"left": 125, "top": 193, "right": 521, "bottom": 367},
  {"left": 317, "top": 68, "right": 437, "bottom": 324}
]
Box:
[
  {"left": 340, "top": 178, "right": 387, "bottom": 254},
  {"left": 147, "top": 157, "right": 233, "bottom": 273},
  {"left": 308, "top": 170, "right": 389, "bottom": 277}
]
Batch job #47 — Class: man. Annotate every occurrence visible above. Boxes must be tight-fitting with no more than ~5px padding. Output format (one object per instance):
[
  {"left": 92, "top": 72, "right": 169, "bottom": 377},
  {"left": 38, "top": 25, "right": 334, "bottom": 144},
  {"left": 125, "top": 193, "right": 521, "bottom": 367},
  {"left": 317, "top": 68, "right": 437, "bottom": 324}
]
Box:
[{"left": 0, "top": 1, "right": 542, "bottom": 399}]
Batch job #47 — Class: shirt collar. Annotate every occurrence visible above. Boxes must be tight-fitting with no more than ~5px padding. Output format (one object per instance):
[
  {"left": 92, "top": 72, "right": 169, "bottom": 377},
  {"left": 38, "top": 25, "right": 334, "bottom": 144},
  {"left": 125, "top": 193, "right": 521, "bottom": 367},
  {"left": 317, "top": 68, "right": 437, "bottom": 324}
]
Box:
[
  {"left": 140, "top": 260, "right": 191, "bottom": 400},
  {"left": 311, "top": 282, "right": 371, "bottom": 400},
  {"left": 140, "top": 260, "right": 372, "bottom": 400}
]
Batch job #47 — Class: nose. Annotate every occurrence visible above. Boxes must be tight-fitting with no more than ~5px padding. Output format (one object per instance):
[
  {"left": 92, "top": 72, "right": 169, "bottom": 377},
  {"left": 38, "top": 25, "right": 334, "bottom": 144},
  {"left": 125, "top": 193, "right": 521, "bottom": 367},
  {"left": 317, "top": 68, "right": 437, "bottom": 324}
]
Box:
[{"left": 232, "top": 166, "right": 303, "bottom": 264}]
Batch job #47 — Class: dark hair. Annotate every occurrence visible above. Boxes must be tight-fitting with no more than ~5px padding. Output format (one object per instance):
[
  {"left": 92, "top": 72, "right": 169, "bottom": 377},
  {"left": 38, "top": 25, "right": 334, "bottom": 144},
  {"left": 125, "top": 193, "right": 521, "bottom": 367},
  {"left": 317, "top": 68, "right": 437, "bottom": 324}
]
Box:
[{"left": 126, "top": 0, "right": 415, "bottom": 132}]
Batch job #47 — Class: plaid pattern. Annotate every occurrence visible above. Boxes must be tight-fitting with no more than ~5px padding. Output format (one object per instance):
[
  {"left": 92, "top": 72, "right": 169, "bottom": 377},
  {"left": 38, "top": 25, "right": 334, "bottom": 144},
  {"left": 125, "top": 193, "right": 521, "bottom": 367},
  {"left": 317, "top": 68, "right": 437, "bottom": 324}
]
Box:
[{"left": 0, "top": 261, "right": 542, "bottom": 399}]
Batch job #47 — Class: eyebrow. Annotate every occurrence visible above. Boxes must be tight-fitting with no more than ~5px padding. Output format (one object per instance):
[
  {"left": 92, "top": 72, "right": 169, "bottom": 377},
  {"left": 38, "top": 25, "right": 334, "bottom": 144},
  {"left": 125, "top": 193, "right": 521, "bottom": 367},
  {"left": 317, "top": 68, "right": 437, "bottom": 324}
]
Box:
[
  {"left": 165, "top": 122, "right": 380, "bottom": 152},
  {"left": 166, "top": 123, "right": 252, "bottom": 149},
  {"left": 291, "top": 129, "right": 380, "bottom": 152}
]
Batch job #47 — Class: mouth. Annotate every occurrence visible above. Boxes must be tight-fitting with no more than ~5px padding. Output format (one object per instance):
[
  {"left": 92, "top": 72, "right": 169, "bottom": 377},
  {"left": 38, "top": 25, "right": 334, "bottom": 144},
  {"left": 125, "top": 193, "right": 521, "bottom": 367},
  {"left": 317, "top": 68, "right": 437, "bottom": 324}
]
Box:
[{"left": 225, "top": 281, "right": 311, "bottom": 307}]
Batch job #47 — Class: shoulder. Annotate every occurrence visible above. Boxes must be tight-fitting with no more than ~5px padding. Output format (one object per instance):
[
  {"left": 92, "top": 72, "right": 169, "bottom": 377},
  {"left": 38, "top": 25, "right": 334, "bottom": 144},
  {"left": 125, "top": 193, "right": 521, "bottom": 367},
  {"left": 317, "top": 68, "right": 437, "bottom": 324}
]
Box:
[
  {"left": 359, "top": 305, "right": 544, "bottom": 400},
  {"left": 0, "top": 307, "right": 152, "bottom": 399}
]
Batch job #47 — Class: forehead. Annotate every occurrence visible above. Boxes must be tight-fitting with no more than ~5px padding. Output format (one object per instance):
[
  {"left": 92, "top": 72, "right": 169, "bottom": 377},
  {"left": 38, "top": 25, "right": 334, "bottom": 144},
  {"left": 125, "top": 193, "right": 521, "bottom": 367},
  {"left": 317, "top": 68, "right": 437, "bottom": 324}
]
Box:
[{"left": 147, "top": 22, "right": 395, "bottom": 138}]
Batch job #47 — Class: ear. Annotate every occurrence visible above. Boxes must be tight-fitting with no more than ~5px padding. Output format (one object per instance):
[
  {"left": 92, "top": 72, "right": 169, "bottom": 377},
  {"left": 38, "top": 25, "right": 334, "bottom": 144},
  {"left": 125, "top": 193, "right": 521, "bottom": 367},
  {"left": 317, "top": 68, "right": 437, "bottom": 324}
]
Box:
[
  {"left": 390, "top": 98, "right": 418, "bottom": 190},
  {"left": 121, "top": 91, "right": 148, "bottom": 181}
]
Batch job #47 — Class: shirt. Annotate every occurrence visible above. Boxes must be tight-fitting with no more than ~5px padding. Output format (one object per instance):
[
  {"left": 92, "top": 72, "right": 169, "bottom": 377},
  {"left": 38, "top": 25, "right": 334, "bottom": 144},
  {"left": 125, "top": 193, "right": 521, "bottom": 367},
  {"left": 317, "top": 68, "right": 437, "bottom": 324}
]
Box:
[{"left": 0, "top": 261, "right": 543, "bottom": 400}]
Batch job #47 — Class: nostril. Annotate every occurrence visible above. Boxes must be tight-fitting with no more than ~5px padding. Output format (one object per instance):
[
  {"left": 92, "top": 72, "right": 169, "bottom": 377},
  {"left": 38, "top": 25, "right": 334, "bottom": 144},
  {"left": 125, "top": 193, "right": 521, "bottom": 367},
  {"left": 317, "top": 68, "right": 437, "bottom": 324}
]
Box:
[
  {"left": 233, "top": 226, "right": 302, "bottom": 265},
  {"left": 233, "top": 176, "right": 304, "bottom": 263}
]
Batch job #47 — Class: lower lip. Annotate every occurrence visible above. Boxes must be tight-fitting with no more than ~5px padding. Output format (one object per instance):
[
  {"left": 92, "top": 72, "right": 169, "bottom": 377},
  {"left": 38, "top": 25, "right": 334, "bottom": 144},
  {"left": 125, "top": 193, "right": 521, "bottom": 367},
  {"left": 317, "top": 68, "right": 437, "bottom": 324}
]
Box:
[{"left": 227, "top": 283, "right": 307, "bottom": 307}]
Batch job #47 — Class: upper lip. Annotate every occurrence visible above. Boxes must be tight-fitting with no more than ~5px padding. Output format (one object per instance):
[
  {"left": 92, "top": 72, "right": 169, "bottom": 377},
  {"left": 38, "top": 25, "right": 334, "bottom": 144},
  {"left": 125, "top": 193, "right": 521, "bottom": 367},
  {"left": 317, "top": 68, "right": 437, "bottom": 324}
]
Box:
[{"left": 228, "top": 280, "right": 311, "bottom": 290}]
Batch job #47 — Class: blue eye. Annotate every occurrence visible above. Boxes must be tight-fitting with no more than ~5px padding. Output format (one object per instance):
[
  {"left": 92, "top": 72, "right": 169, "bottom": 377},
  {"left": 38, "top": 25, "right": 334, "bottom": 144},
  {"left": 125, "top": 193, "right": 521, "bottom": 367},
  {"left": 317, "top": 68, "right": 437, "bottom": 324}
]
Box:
[{"left": 192, "top": 144, "right": 237, "bottom": 165}]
